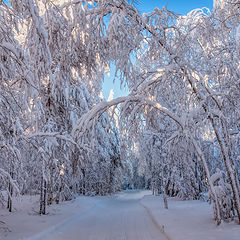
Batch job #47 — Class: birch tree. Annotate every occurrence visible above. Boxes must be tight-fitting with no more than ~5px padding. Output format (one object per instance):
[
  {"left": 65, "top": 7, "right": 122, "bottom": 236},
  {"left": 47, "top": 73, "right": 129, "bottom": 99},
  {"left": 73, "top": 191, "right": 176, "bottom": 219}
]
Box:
[{"left": 0, "top": 0, "right": 240, "bottom": 226}]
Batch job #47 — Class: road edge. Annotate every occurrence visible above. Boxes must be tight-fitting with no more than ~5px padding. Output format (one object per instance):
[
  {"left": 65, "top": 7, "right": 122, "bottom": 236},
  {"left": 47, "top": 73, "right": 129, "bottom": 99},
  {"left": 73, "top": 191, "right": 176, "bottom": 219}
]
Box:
[{"left": 140, "top": 197, "right": 172, "bottom": 240}]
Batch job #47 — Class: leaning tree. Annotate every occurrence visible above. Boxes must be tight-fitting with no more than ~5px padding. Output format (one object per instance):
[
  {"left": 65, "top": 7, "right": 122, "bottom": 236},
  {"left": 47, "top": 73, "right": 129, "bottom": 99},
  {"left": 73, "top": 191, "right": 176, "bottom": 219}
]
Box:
[
  {"left": 72, "top": 0, "right": 240, "bottom": 225},
  {"left": 1, "top": 0, "right": 240, "bottom": 225}
]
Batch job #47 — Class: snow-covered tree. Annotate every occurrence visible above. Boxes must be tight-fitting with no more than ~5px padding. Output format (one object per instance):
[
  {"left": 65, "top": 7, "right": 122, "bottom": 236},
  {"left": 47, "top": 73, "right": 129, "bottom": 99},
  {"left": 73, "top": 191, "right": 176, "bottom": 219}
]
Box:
[
  {"left": 73, "top": 0, "right": 240, "bottom": 225},
  {"left": 1, "top": 0, "right": 240, "bottom": 226}
]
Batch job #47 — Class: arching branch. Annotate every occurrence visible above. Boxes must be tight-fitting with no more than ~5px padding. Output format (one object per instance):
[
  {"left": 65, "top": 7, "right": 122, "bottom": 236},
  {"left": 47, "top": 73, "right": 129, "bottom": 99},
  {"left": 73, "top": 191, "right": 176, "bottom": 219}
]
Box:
[{"left": 71, "top": 95, "right": 183, "bottom": 138}]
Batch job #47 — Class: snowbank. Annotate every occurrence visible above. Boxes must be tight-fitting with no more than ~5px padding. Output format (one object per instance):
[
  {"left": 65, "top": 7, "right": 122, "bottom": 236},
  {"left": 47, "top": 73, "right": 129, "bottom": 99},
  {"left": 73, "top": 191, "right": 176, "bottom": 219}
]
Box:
[
  {"left": 1, "top": 192, "right": 240, "bottom": 240},
  {"left": 141, "top": 195, "right": 240, "bottom": 240},
  {"left": 0, "top": 195, "right": 100, "bottom": 240}
]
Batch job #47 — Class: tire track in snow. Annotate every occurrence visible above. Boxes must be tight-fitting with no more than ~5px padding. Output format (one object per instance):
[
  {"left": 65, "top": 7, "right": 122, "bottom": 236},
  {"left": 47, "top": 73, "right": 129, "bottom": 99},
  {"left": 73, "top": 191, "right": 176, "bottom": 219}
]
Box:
[{"left": 140, "top": 200, "right": 171, "bottom": 240}]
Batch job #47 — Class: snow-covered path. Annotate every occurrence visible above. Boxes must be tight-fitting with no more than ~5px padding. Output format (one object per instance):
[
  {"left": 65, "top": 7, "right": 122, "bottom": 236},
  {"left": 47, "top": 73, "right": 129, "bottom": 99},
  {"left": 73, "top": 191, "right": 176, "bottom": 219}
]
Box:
[{"left": 27, "top": 191, "right": 167, "bottom": 240}]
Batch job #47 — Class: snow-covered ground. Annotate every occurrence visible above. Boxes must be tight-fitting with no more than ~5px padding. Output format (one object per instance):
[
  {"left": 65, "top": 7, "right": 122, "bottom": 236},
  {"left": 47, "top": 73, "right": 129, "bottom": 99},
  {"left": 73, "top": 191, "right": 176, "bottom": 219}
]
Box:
[
  {"left": 0, "top": 195, "right": 101, "bottom": 240},
  {"left": 0, "top": 191, "right": 240, "bottom": 240},
  {"left": 141, "top": 194, "right": 240, "bottom": 240},
  {"left": 24, "top": 190, "right": 167, "bottom": 240}
]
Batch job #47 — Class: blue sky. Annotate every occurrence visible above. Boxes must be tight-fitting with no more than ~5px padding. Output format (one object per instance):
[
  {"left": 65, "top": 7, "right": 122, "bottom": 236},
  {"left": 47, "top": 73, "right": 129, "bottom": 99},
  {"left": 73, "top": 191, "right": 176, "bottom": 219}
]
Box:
[
  {"left": 102, "top": 0, "right": 213, "bottom": 99},
  {"left": 136, "top": 0, "right": 212, "bottom": 15}
]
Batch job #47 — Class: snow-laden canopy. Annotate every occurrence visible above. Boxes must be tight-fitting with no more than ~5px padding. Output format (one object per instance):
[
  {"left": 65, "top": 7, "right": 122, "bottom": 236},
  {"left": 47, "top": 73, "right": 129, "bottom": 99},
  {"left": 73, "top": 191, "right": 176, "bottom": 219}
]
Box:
[{"left": 0, "top": 0, "right": 240, "bottom": 225}]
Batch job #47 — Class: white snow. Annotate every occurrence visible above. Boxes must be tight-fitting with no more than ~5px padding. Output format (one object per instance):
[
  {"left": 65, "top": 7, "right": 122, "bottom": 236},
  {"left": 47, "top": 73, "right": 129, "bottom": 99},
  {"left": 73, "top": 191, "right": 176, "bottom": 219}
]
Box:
[
  {"left": 141, "top": 194, "right": 240, "bottom": 240},
  {"left": 1, "top": 191, "right": 240, "bottom": 240},
  {"left": 0, "top": 195, "right": 100, "bottom": 240}
]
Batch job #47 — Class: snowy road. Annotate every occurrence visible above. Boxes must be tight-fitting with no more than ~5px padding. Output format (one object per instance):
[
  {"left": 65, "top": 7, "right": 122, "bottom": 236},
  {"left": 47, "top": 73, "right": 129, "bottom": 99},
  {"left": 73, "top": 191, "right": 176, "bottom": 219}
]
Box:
[{"left": 27, "top": 191, "right": 167, "bottom": 240}]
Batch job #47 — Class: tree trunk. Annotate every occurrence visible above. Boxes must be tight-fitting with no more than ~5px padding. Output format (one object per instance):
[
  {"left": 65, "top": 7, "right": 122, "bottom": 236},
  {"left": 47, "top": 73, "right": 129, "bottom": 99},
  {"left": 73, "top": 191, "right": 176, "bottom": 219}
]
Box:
[
  {"left": 7, "top": 182, "right": 13, "bottom": 212},
  {"left": 161, "top": 168, "right": 168, "bottom": 209},
  {"left": 43, "top": 180, "right": 47, "bottom": 214},
  {"left": 39, "top": 177, "right": 47, "bottom": 215},
  {"left": 190, "top": 136, "right": 221, "bottom": 225},
  {"left": 210, "top": 119, "right": 240, "bottom": 223},
  {"left": 7, "top": 169, "right": 13, "bottom": 213},
  {"left": 47, "top": 182, "right": 53, "bottom": 206},
  {"left": 163, "top": 193, "right": 168, "bottom": 209},
  {"left": 39, "top": 176, "right": 43, "bottom": 215}
]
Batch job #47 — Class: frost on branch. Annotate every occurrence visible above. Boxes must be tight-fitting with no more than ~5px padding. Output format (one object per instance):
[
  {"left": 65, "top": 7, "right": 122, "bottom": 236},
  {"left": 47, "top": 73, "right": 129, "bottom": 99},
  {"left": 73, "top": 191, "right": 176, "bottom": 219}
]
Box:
[{"left": 0, "top": 0, "right": 239, "bottom": 226}]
